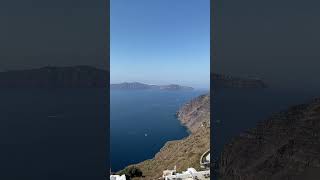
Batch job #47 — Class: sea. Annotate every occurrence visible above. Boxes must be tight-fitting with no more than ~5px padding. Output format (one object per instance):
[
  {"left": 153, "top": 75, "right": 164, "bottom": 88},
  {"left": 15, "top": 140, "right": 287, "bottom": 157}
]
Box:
[
  {"left": 110, "top": 89, "right": 208, "bottom": 172},
  {"left": 0, "top": 88, "right": 108, "bottom": 180}
]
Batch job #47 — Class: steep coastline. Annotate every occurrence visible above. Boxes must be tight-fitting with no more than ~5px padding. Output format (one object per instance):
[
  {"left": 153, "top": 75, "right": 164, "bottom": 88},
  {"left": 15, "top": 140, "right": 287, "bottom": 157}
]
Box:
[
  {"left": 176, "top": 94, "right": 210, "bottom": 133},
  {"left": 218, "top": 98, "right": 320, "bottom": 180},
  {"left": 118, "top": 94, "right": 210, "bottom": 179}
]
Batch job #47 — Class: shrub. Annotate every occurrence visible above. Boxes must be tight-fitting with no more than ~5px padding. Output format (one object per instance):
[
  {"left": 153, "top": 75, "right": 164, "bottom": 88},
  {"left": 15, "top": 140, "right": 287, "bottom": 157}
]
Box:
[{"left": 118, "top": 166, "right": 143, "bottom": 179}]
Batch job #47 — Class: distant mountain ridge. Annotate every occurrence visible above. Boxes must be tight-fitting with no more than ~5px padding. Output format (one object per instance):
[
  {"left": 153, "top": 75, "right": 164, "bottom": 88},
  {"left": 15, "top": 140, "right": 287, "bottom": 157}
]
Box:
[
  {"left": 110, "top": 82, "right": 194, "bottom": 91},
  {"left": 0, "top": 66, "right": 108, "bottom": 88}
]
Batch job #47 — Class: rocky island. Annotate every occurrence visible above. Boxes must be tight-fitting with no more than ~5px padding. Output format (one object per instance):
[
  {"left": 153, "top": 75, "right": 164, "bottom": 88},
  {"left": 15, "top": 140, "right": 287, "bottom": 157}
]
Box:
[
  {"left": 117, "top": 94, "right": 210, "bottom": 179},
  {"left": 111, "top": 82, "right": 193, "bottom": 91},
  {"left": 218, "top": 98, "right": 320, "bottom": 180},
  {"left": 0, "top": 66, "right": 108, "bottom": 88}
]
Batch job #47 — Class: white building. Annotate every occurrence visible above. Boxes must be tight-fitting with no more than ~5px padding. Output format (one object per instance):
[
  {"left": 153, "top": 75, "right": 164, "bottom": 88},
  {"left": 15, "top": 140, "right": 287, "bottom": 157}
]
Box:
[
  {"left": 163, "top": 166, "right": 177, "bottom": 177},
  {"left": 110, "top": 175, "right": 126, "bottom": 180},
  {"left": 163, "top": 168, "right": 210, "bottom": 180},
  {"left": 163, "top": 149, "right": 211, "bottom": 180}
]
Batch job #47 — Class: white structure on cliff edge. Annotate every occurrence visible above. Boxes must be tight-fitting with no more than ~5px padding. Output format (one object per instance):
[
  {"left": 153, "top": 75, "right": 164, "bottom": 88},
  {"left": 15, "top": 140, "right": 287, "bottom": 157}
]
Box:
[
  {"left": 163, "top": 168, "right": 210, "bottom": 180},
  {"left": 163, "top": 149, "right": 211, "bottom": 180},
  {"left": 110, "top": 175, "right": 126, "bottom": 180}
]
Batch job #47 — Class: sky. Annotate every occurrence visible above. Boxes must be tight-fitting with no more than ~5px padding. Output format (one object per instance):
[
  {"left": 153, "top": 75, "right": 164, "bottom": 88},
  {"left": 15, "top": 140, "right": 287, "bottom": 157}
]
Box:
[
  {"left": 0, "top": 0, "right": 107, "bottom": 71},
  {"left": 213, "top": 0, "right": 320, "bottom": 90},
  {"left": 110, "top": 0, "right": 210, "bottom": 89}
]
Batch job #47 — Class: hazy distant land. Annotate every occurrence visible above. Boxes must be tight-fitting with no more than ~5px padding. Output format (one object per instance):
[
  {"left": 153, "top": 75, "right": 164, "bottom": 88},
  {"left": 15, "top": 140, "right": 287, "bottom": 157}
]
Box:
[
  {"left": 111, "top": 82, "right": 194, "bottom": 91},
  {"left": 112, "top": 74, "right": 267, "bottom": 90},
  {"left": 0, "top": 66, "right": 267, "bottom": 89}
]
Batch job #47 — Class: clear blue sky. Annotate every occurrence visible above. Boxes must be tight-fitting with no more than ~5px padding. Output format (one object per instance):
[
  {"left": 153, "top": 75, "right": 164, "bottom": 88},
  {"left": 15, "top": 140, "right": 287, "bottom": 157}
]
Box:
[{"left": 110, "top": 0, "right": 210, "bottom": 89}]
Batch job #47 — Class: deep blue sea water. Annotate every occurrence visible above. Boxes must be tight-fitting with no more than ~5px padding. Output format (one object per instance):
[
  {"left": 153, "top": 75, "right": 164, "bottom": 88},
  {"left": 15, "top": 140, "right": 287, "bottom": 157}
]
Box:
[
  {"left": 0, "top": 88, "right": 107, "bottom": 180},
  {"left": 110, "top": 89, "right": 208, "bottom": 172}
]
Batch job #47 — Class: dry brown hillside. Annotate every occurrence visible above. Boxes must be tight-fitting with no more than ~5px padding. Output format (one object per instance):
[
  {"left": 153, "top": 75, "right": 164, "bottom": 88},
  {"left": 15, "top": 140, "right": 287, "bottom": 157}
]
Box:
[{"left": 219, "top": 98, "right": 320, "bottom": 180}]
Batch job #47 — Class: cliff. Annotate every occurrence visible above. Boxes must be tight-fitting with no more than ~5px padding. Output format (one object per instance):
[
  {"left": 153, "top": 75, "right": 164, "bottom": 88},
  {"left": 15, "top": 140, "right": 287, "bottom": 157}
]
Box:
[
  {"left": 118, "top": 94, "right": 210, "bottom": 179},
  {"left": 0, "top": 66, "right": 108, "bottom": 88},
  {"left": 176, "top": 94, "right": 210, "bottom": 133},
  {"left": 110, "top": 82, "right": 193, "bottom": 91},
  {"left": 218, "top": 98, "right": 320, "bottom": 180},
  {"left": 211, "top": 73, "right": 267, "bottom": 89}
]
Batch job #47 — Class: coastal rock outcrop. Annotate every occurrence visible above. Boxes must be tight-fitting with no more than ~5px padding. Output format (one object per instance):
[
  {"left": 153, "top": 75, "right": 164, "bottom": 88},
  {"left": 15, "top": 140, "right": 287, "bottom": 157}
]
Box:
[{"left": 218, "top": 98, "right": 320, "bottom": 180}]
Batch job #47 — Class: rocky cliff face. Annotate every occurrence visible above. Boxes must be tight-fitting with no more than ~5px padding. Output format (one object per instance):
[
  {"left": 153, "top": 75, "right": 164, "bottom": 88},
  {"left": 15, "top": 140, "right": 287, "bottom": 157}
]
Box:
[
  {"left": 119, "top": 94, "right": 210, "bottom": 179},
  {"left": 219, "top": 98, "right": 320, "bottom": 180},
  {"left": 0, "top": 66, "right": 108, "bottom": 88},
  {"left": 212, "top": 73, "right": 267, "bottom": 89},
  {"left": 176, "top": 94, "right": 210, "bottom": 133}
]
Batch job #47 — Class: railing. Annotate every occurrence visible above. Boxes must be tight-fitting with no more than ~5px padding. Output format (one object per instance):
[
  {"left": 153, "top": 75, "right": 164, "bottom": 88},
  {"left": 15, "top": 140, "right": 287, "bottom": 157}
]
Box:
[{"left": 200, "top": 149, "right": 210, "bottom": 169}]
